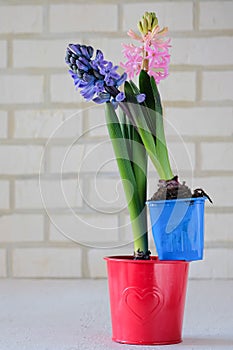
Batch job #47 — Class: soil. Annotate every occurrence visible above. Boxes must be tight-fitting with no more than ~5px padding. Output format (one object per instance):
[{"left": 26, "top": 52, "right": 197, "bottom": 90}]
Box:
[{"left": 149, "top": 176, "right": 213, "bottom": 203}]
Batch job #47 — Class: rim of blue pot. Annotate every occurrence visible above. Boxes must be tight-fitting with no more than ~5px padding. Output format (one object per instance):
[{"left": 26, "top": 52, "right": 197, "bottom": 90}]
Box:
[{"left": 146, "top": 196, "right": 207, "bottom": 206}]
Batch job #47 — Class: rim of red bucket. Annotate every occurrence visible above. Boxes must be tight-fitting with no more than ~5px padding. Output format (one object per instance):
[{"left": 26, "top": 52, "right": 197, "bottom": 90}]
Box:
[
  {"left": 146, "top": 197, "right": 207, "bottom": 206},
  {"left": 104, "top": 256, "right": 189, "bottom": 265}
]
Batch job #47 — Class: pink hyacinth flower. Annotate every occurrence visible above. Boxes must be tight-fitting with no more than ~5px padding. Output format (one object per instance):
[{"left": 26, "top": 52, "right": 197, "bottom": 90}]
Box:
[{"left": 120, "top": 25, "right": 171, "bottom": 83}]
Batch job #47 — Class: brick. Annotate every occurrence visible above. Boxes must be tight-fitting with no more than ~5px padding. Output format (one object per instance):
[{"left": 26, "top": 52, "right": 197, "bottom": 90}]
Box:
[
  {"left": 165, "top": 107, "right": 233, "bottom": 137},
  {"left": 13, "top": 40, "right": 69, "bottom": 68},
  {"left": 49, "top": 213, "right": 119, "bottom": 243},
  {"left": 0, "top": 41, "right": 7, "bottom": 68},
  {"left": 0, "top": 6, "right": 43, "bottom": 33},
  {"left": 0, "top": 146, "right": 43, "bottom": 175},
  {"left": 50, "top": 4, "right": 118, "bottom": 33},
  {"left": 15, "top": 179, "right": 82, "bottom": 209},
  {"left": 87, "top": 177, "right": 127, "bottom": 210},
  {"left": 13, "top": 109, "right": 82, "bottom": 139},
  {"left": 88, "top": 246, "right": 132, "bottom": 278},
  {"left": 123, "top": 2, "right": 193, "bottom": 32},
  {"left": 200, "top": 1, "right": 233, "bottom": 30},
  {"left": 49, "top": 144, "right": 117, "bottom": 174},
  {"left": 50, "top": 74, "right": 82, "bottom": 103},
  {"left": 0, "top": 181, "right": 9, "bottom": 209},
  {"left": 201, "top": 142, "right": 233, "bottom": 171},
  {"left": 0, "top": 249, "right": 7, "bottom": 277},
  {"left": 205, "top": 213, "right": 233, "bottom": 242},
  {"left": 159, "top": 72, "right": 196, "bottom": 101},
  {"left": 87, "top": 37, "right": 129, "bottom": 69},
  {"left": 172, "top": 37, "right": 233, "bottom": 66},
  {"left": 148, "top": 141, "right": 195, "bottom": 173},
  {"left": 49, "top": 145, "right": 84, "bottom": 174},
  {"left": 0, "top": 111, "right": 7, "bottom": 139},
  {"left": 169, "top": 141, "right": 195, "bottom": 173},
  {"left": 0, "top": 76, "right": 44, "bottom": 104},
  {"left": 147, "top": 172, "right": 160, "bottom": 199},
  {"left": 192, "top": 176, "right": 232, "bottom": 207},
  {"left": 120, "top": 212, "right": 154, "bottom": 247},
  {"left": 12, "top": 248, "right": 82, "bottom": 278},
  {"left": 0, "top": 215, "right": 43, "bottom": 242},
  {"left": 86, "top": 106, "right": 108, "bottom": 138},
  {"left": 189, "top": 248, "right": 233, "bottom": 279},
  {"left": 82, "top": 143, "right": 117, "bottom": 172},
  {"left": 202, "top": 71, "right": 233, "bottom": 101}
]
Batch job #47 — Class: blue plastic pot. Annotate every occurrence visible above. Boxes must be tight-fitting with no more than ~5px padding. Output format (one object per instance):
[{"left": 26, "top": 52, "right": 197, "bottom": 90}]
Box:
[{"left": 146, "top": 197, "right": 206, "bottom": 261}]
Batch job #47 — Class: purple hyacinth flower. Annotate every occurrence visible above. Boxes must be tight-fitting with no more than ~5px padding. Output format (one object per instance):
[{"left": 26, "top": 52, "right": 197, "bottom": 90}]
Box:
[
  {"left": 116, "top": 92, "right": 125, "bottom": 102},
  {"left": 136, "top": 93, "right": 146, "bottom": 103},
  {"left": 93, "top": 92, "right": 111, "bottom": 104},
  {"left": 66, "top": 43, "right": 128, "bottom": 106}
]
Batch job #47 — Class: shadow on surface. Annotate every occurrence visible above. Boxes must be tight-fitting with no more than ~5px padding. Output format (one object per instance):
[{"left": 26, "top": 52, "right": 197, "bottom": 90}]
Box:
[{"left": 183, "top": 337, "right": 233, "bottom": 347}]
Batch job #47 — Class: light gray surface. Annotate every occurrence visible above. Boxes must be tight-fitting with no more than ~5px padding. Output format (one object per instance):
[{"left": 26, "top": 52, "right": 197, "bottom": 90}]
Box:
[{"left": 0, "top": 279, "right": 232, "bottom": 350}]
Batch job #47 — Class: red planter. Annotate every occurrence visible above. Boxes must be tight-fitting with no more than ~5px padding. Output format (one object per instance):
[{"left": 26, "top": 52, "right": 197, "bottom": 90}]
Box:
[{"left": 104, "top": 256, "right": 189, "bottom": 345}]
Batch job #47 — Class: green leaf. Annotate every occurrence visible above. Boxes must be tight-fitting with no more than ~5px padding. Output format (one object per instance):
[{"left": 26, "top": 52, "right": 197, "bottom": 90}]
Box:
[
  {"left": 131, "top": 127, "right": 147, "bottom": 208},
  {"left": 118, "top": 104, "right": 147, "bottom": 207},
  {"left": 149, "top": 76, "right": 173, "bottom": 180},
  {"left": 105, "top": 102, "right": 148, "bottom": 253},
  {"left": 150, "top": 76, "right": 163, "bottom": 115},
  {"left": 118, "top": 107, "right": 133, "bottom": 164},
  {"left": 129, "top": 80, "right": 141, "bottom": 95},
  {"left": 139, "top": 70, "right": 155, "bottom": 110},
  {"left": 123, "top": 81, "right": 168, "bottom": 178},
  {"left": 124, "top": 81, "right": 137, "bottom": 104},
  {"left": 105, "top": 103, "right": 140, "bottom": 214}
]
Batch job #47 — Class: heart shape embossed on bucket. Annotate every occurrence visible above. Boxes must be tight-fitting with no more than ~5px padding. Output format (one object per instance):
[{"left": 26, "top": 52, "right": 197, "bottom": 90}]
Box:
[{"left": 122, "top": 287, "right": 164, "bottom": 323}]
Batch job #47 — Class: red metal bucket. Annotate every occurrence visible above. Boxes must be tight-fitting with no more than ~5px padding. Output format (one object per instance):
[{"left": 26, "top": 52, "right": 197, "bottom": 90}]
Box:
[{"left": 104, "top": 256, "right": 189, "bottom": 345}]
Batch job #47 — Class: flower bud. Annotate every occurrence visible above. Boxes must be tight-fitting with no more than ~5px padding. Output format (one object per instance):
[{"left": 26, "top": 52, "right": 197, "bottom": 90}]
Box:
[{"left": 138, "top": 12, "right": 158, "bottom": 35}]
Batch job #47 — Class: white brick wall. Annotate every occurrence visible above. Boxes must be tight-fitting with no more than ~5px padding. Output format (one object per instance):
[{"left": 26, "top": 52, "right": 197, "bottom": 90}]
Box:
[
  {"left": 200, "top": 1, "right": 233, "bottom": 30},
  {"left": 0, "top": 146, "right": 43, "bottom": 175},
  {"left": 0, "top": 215, "right": 44, "bottom": 242},
  {"left": 13, "top": 40, "right": 68, "bottom": 68},
  {"left": 123, "top": 2, "right": 193, "bottom": 31},
  {"left": 159, "top": 72, "right": 196, "bottom": 101},
  {"left": 0, "top": 41, "right": 7, "bottom": 68},
  {"left": 50, "top": 74, "right": 82, "bottom": 103},
  {"left": 0, "top": 249, "right": 7, "bottom": 277},
  {"left": 0, "top": 111, "right": 8, "bottom": 139},
  {"left": 201, "top": 142, "right": 233, "bottom": 171},
  {"left": 189, "top": 249, "right": 233, "bottom": 279},
  {"left": 49, "top": 4, "right": 118, "bottom": 33},
  {"left": 172, "top": 37, "right": 233, "bottom": 66},
  {"left": 87, "top": 177, "right": 126, "bottom": 210},
  {"left": 0, "top": 0, "right": 232, "bottom": 279},
  {"left": 0, "top": 181, "right": 10, "bottom": 210},
  {"left": 12, "top": 248, "right": 82, "bottom": 278},
  {"left": 85, "top": 106, "right": 108, "bottom": 137},
  {"left": 165, "top": 107, "right": 233, "bottom": 137},
  {"left": 49, "top": 213, "right": 119, "bottom": 243},
  {"left": 0, "top": 6, "right": 43, "bottom": 33},
  {"left": 0, "top": 76, "right": 44, "bottom": 104},
  {"left": 13, "top": 110, "right": 82, "bottom": 139},
  {"left": 15, "top": 179, "right": 82, "bottom": 209},
  {"left": 202, "top": 71, "right": 233, "bottom": 101},
  {"left": 205, "top": 213, "right": 233, "bottom": 242},
  {"left": 192, "top": 177, "right": 233, "bottom": 207}
]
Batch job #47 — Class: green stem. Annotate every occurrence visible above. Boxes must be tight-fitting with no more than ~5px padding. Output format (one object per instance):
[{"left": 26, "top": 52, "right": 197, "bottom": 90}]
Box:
[
  {"left": 155, "top": 112, "right": 174, "bottom": 180},
  {"left": 105, "top": 103, "right": 148, "bottom": 255},
  {"left": 131, "top": 205, "right": 148, "bottom": 253}
]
